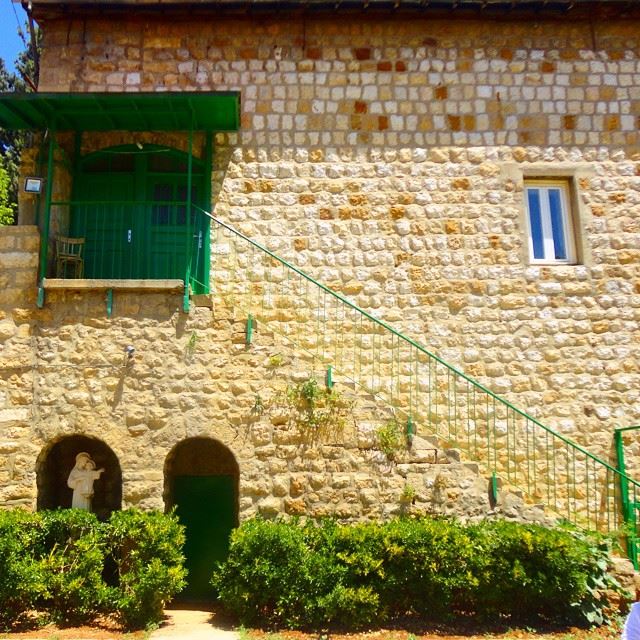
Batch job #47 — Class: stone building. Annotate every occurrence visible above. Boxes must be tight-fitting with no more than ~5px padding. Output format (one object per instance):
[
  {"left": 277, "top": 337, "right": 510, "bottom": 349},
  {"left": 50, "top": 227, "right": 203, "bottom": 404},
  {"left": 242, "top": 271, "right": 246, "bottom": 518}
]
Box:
[{"left": 1, "top": 0, "right": 640, "bottom": 595}]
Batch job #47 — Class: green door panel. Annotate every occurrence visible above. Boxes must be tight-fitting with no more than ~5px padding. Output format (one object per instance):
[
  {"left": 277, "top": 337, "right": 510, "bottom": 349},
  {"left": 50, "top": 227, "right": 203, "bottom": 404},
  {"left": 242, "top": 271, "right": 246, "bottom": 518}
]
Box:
[
  {"left": 147, "top": 180, "right": 199, "bottom": 281},
  {"left": 72, "top": 174, "right": 140, "bottom": 279},
  {"left": 173, "top": 475, "right": 236, "bottom": 600}
]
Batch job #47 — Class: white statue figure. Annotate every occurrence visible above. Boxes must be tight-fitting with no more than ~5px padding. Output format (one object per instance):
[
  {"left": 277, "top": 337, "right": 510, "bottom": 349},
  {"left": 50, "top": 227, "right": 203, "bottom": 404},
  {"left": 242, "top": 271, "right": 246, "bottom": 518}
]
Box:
[{"left": 67, "top": 452, "right": 104, "bottom": 511}]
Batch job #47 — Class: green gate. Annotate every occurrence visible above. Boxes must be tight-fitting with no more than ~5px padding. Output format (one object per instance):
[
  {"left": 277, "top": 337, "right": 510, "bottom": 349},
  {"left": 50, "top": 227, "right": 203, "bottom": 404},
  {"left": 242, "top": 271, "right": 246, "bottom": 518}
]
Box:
[
  {"left": 71, "top": 145, "right": 209, "bottom": 288},
  {"left": 173, "top": 475, "right": 236, "bottom": 600}
]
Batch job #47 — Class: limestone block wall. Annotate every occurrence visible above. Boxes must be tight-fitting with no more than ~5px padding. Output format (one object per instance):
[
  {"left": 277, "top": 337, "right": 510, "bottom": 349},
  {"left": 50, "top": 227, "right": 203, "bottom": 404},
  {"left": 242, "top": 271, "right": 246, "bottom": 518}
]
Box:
[
  {"left": 0, "top": 226, "right": 551, "bottom": 521},
  {"left": 0, "top": 226, "right": 39, "bottom": 506},
  {"left": 27, "top": 11, "right": 640, "bottom": 477}
]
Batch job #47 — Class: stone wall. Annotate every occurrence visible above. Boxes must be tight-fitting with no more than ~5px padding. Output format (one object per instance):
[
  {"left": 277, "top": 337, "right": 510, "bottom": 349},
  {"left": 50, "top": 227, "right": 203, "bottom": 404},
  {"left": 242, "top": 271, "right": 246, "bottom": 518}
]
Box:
[
  {"left": 11, "top": 11, "right": 640, "bottom": 493},
  {"left": 0, "top": 225, "right": 550, "bottom": 522},
  {"left": 0, "top": 226, "right": 39, "bottom": 506}
]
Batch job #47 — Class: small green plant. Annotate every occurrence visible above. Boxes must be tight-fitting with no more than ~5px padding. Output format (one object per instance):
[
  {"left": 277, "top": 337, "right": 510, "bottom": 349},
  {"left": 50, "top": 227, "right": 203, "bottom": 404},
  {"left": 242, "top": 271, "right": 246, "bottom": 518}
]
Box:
[
  {"left": 185, "top": 331, "right": 198, "bottom": 355},
  {"left": 271, "top": 377, "right": 353, "bottom": 443},
  {"left": 267, "top": 353, "right": 285, "bottom": 369},
  {"left": 251, "top": 393, "right": 265, "bottom": 416},
  {"left": 376, "top": 418, "right": 406, "bottom": 461},
  {"left": 399, "top": 484, "right": 416, "bottom": 505},
  {"left": 184, "top": 331, "right": 198, "bottom": 358}
]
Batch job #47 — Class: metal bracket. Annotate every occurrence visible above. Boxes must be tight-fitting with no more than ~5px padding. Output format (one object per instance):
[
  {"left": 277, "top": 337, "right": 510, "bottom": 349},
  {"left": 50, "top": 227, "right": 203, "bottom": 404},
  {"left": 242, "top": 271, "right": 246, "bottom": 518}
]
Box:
[
  {"left": 182, "top": 283, "right": 190, "bottom": 313},
  {"left": 406, "top": 415, "right": 414, "bottom": 444},
  {"left": 246, "top": 313, "right": 253, "bottom": 345},
  {"left": 326, "top": 365, "right": 333, "bottom": 390},
  {"left": 106, "top": 289, "right": 113, "bottom": 317}
]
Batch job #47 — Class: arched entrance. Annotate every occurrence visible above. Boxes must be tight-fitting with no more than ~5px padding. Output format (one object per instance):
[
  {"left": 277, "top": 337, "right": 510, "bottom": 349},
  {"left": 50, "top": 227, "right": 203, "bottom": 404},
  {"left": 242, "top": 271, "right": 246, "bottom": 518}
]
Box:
[
  {"left": 37, "top": 435, "right": 122, "bottom": 519},
  {"left": 164, "top": 438, "right": 239, "bottom": 600}
]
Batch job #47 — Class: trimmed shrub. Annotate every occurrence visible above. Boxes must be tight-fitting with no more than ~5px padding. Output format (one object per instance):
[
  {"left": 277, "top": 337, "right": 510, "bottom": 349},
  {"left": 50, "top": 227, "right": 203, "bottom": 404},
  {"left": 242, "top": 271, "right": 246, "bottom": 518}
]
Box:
[
  {"left": 106, "top": 509, "right": 187, "bottom": 629},
  {"left": 0, "top": 508, "right": 186, "bottom": 631},
  {"left": 376, "top": 518, "right": 478, "bottom": 619},
  {"left": 0, "top": 510, "right": 42, "bottom": 631},
  {"left": 36, "top": 509, "right": 109, "bottom": 625},
  {"left": 211, "top": 518, "right": 321, "bottom": 627},
  {"left": 213, "top": 516, "right": 628, "bottom": 630},
  {"left": 464, "top": 520, "right": 599, "bottom": 623}
]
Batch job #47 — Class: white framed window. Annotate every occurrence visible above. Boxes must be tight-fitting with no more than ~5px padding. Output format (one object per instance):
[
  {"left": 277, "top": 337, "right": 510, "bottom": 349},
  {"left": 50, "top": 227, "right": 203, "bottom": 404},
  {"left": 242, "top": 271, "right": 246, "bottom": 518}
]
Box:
[{"left": 524, "top": 180, "right": 577, "bottom": 264}]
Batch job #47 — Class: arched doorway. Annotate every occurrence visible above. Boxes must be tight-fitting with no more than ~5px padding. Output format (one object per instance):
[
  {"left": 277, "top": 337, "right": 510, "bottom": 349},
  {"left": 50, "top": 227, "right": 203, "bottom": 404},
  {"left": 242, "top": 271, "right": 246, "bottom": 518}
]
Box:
[
  {"left": 164, "top": 438, "right": 239, "bottom": 601},
  {"left": 37, "top": 435, "right": 122, "bottom": 519}
]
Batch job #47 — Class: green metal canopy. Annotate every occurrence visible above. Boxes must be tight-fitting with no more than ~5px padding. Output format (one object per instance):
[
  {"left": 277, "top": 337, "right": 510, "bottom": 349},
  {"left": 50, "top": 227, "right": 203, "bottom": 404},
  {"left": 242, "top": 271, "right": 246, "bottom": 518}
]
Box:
[{"left": 0, "top": 91, "right": 240, "bottom": 131}]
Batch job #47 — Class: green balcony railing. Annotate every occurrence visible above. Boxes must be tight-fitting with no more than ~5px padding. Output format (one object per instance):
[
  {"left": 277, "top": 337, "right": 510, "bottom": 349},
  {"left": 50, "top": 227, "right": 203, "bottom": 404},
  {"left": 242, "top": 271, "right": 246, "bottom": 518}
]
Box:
[
  {"left": 198, "top": 205, "right": 640, "bottom": 539},
  {"left": 43, "top": 200, "right": 209, "bottom": 293}
]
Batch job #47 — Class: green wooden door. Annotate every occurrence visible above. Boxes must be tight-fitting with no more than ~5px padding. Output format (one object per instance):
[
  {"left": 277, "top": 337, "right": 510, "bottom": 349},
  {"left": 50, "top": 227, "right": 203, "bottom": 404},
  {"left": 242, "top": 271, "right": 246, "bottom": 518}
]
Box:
[
  {"left": 173, "top": 475, "right": 236, "bottom": 600},
  {"left": 146, "top": 179, "right": 200, "bottom": 281},
  {"left": 72, "top": 174, "right": 141, "bottom": 279},
  {"left": 72, "top": 146, "right": 209, "bottom": 288}
]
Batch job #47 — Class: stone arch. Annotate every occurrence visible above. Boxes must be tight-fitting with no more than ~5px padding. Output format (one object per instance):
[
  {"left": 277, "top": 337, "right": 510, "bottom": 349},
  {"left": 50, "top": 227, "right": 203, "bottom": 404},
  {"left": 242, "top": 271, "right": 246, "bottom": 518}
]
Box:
[
  {"left": 164, "top": 437, "right": 239, "bottom": 600},
  {"left": 36, "top": 435, "right": 122, "bottom": 519},
  {"left": 163, "top": 437, "right": 239, "bottom": 510}
]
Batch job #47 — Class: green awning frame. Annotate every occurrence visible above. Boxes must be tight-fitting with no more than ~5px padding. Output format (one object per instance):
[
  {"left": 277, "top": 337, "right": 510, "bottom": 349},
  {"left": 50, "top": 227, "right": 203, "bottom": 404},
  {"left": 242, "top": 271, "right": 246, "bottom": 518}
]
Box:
[
  {"left": 0, "top": 91, "right": 240, "bottom": 132},
  {"left": 0, "top": 92, "right": 239, "bottom": 312}
]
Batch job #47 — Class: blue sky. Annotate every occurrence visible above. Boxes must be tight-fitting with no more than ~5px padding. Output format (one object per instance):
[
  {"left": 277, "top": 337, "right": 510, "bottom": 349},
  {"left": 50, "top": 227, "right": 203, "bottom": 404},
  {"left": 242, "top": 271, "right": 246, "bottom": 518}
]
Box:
[{"left": 0, "top": 0, "right": 29, "bottom": 73}]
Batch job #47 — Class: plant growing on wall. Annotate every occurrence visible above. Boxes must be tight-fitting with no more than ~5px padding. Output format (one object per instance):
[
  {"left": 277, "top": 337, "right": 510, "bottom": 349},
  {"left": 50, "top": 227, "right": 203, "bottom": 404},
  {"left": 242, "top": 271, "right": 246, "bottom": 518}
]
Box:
[
  {"left": 375, "top": 418, "right": 407, "bottom": 462},
  {"left": 399, "top": 483, "right": 416, "bottom": 505},
  {"left": 184, "top": 331, "right": 198, "bottom": 360},
  {"left": 251, "top": 393, "right": 265, "bottom": 416},
  {"left": 267, "top": 353, "right": 285, "bottom": 369},
  {"left": 269, "top": 377, "right": 353, "bottom": 444},
  {"left": 0, "top": 159, "right": 14, "bottom": 225}
]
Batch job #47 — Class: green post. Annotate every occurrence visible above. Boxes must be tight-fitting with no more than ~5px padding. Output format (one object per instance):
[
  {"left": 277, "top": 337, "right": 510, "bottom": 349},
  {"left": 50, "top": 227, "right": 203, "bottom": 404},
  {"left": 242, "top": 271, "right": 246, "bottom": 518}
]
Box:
[
  {"left": 246, "top": 314, "right": 253, "bottom": 345},
  {"left": 202, "top": 131, "right": 213, "bottom": 294},
  {"left": 37, "top": 130, "right": 56, "bottom": 308},
  {"left": 183, "top": 125, "right": 194, "bottom": 313},
  {"left": 615, "top": 427, "right": 636, "bottom": 567},
  {"left": 406, "top": 415, "right": 414, "bottom": 442},
  {"left": 616, "top": 429, "right": 630, "bottom": 522},
  {"left": 326, "top": 365, "right": 333, "bottom": 390},
  {"left": 106, "top": 289, "right": 113, "bottom": 317},
  {"left": 491, "top": 472, "right": 499, "bottom": 504}
]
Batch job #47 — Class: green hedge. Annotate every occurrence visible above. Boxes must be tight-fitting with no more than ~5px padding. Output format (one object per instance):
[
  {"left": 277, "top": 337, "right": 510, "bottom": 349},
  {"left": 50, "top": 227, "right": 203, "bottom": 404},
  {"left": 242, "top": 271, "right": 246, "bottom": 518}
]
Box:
[
  {"left": 0, "top": 508, "right": 186, "bottom": 631},
  {"left": 212, "top": 517, "right": 627, "bottom": 629}
]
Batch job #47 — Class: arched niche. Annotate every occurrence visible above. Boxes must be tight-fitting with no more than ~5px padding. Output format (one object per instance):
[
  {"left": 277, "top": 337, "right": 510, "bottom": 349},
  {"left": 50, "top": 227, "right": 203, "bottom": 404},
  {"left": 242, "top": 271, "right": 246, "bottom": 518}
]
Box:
[
  {"left": 37, "top": 435, "right": 122, "bottom": 519},
  {"left": 164, "top": 437, "right": 239, "bottom": 600}
]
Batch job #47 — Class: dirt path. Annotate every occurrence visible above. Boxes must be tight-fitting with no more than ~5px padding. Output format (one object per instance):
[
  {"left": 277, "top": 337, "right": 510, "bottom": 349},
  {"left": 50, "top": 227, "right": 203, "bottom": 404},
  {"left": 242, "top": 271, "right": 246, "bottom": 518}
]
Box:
[
  {"left": 0, "top": 607, "right": 623, "bottom": 640},
  {"left": 150, "top": 607, "right": 239, "bottom": 640}
]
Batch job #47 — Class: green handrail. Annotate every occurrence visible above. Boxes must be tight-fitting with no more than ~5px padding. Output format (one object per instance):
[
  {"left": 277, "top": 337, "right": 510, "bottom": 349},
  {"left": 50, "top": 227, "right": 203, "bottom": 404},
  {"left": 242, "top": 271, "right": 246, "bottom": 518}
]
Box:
[
  {"left": 615, "top": 425, "right": 640, "bottom": 567},
  {"left": 196, "top": 203, "right": 640, "bottom": 534}
]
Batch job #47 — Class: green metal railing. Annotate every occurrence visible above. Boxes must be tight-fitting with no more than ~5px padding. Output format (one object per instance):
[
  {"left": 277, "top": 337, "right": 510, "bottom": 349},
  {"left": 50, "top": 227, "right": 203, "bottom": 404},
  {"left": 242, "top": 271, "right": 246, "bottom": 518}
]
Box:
[
  {"left": 198, "top": 205, "right": 640, "bottom": 536},
  {"left": 616, "top": 425, "right": 640, "bottom": 566},
  {"left": 43, "top": 200, "right": 208, "bottom": 292}
]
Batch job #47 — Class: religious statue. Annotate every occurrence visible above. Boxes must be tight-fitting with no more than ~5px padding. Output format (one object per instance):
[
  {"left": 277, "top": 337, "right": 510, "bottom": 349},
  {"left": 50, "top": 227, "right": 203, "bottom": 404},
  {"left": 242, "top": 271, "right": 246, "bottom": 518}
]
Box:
[{"left": 67, "top": 452, "right": 104, "bottom": 511}]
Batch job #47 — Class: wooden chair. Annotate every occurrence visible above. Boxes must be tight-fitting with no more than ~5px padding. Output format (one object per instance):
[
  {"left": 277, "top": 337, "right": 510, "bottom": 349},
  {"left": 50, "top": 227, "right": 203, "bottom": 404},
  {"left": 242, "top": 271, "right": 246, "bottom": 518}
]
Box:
[{"left": 55, "top": 236, "right": 85, "bottom": 278}]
